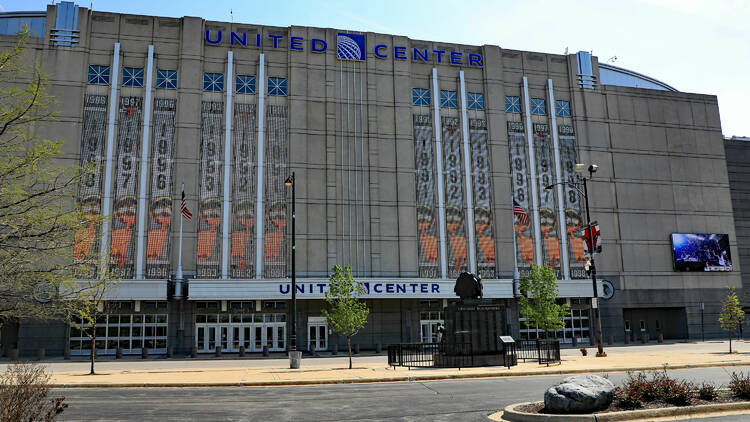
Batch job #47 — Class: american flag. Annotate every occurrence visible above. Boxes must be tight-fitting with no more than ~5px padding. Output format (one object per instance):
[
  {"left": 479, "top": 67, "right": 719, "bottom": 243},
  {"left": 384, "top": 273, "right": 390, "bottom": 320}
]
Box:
[
  {"left": 513, "top": 199, "right": 529, "bottom": 226},
  {"left": 181, "top": 189, "right": 192, "bottom": 220}
]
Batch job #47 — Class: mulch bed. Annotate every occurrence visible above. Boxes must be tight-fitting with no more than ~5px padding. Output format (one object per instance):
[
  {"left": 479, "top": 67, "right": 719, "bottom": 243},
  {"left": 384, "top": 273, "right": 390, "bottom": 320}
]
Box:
[{"left": 518, "top": 393, "right": 746, "bottom": 415}]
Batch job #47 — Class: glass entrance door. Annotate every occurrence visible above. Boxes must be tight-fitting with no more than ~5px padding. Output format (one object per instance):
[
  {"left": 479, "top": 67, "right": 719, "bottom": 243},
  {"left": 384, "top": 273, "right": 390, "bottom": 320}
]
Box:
[
  {"left": 194, "top": 314, "right": 287, "bottom": 353},
  {"left": 307, "top": 322, "right": 327, "bottom": 351}
]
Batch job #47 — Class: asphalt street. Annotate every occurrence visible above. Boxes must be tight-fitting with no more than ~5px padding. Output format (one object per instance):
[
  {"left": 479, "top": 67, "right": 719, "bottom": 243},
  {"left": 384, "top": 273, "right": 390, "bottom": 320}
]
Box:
[{"left": 56, "top": 366, "right": 750, "bottom": 421}]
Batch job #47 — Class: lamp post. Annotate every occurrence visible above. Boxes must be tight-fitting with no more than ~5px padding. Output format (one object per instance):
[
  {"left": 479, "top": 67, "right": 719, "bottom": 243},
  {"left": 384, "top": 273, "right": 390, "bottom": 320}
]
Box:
[
  {"left": 700, "top": 302, "right": 705, "bottom": 342},
  {"left": 284, "top": 172, "right": 299, "bottom": 368},
  {"left": 545, "top": 163, "right": 605, "bottom": 357}
]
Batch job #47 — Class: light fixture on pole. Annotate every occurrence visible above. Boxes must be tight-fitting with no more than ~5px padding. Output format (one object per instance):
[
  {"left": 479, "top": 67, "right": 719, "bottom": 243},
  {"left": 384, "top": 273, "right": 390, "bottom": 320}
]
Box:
[
  {"left": 545, "top": 163, "right": 605, "bottom": 357},
  {"left": 284, "top": 172, "right": 300, "bottom": 368}
]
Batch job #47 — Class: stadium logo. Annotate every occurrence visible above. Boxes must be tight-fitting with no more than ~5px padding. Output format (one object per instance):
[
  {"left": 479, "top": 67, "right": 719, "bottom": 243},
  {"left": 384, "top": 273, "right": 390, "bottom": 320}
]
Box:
[{"left": 336, "top": 32, "right": 365, "bottom": 61}]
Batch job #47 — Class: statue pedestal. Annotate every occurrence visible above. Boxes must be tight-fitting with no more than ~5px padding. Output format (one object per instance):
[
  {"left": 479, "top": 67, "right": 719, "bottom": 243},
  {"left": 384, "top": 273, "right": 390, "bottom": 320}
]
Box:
[{"left": 444, "top": 300, "right": 509, "bottom": 366}]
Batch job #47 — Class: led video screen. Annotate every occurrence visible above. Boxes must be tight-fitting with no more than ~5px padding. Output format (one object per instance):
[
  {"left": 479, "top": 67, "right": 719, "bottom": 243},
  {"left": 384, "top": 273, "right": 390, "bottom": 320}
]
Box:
[{"left": 671, "top": 233, "right": 731, "bottom": 272}]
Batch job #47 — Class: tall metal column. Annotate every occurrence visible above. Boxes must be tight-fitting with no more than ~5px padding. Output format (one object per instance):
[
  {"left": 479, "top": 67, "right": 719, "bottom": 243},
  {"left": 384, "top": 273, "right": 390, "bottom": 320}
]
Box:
[
  {"left": 522, "top": 76, "right": 543, "bottom": 265},
  {"left": 548, "top": 79, "right": 570, "bottom": 279},
  {"left": 99, "top": 42, "right": 121, "bottom": 276},
  {"left": 221, "top": 51, "right": 234, "bottom": 280},
  {"left": 432, "top": 68, "right": 448, "bottom": 280},
  {"left": 135, "top": 44, "right": 154, "bottom": 280},
  {"left": 458, "top": 71, "right": 477, "bottom": 275},
  {"left": 255, "top": 54, "right": 266, "bottom": 278}
]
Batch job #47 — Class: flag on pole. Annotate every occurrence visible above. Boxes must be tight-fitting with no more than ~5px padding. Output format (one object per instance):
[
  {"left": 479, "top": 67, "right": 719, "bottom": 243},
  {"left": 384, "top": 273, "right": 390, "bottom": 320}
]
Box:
[
  {"left": 513, "top": 199, "right": 529, "bottom": 226},
  {"left": 582, "top": 223, "right": 601, "bottom": 255},
  {"left": 181, "top": 189, "right": 192, "bottom": 220}
]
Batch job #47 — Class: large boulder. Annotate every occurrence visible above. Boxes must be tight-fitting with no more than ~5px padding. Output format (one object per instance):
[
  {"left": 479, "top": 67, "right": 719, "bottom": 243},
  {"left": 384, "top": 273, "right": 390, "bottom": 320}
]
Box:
[{"left": 544, "top": 374, "right": 615, "bottom": 413}]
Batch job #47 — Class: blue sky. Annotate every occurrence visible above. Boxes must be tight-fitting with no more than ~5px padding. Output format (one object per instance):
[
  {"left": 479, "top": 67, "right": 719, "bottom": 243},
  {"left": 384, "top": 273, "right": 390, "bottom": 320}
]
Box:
[{"left": 4, "top": 0, "right": 749, "bottom": 137}]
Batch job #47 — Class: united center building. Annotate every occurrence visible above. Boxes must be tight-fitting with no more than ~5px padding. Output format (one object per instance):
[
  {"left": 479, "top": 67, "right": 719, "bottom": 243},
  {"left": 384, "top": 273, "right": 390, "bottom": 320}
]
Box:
[{"left": 0, "top": 2, "right": 740, "bottom": 357}]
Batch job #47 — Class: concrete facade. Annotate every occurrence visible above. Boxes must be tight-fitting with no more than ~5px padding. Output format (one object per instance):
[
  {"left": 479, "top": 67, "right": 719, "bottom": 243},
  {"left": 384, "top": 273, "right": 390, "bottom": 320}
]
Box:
[{"left": 0, "top": 3, "right": 740, "bottom": 357}]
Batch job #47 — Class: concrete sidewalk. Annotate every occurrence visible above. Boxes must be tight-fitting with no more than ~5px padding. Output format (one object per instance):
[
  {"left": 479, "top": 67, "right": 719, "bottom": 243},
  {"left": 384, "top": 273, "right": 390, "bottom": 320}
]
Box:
[{"left": 3, "top": 340, "right": 750, "bottom": 388}]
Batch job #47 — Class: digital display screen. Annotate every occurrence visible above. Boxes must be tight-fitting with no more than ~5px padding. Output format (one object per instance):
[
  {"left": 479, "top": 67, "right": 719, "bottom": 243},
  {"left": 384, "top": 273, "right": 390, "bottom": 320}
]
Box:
[{"left": 672, "top": 233, "right": 732, "bottom": 271}]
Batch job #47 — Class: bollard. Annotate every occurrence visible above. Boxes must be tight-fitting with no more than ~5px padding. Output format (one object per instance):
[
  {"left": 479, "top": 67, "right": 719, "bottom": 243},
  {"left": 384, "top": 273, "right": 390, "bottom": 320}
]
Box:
[
  {"left": 116, "top": 347, "right": 123, "bottom": 359},
  {"left": 166, "top": 347, "right": 173, "bottom": 358},
  {"left": 311, "top": 344, "right": 318, "bottom": 357},
  {"left": 608, "top": 336, "right": 614, "bottom": 345},
  {"left": 263, "top": 345, "right": 269, "bottom": 357},
  {"left": 624, "top": 334, "right": 630, "bottom": 344},
  {"left": 37, "top": 348, "right": 45, "bottom": 361},
  {"left": 657, "top": 333, "right": 663, "bottom": 343},
  {"left": 142, "top": 347, "right": 149, "bottom": 359},
  {"left": 572, "top": 337, "right": 578, "bottom": 347},
  {"left": 239, "top": 346, "right": 245, "bottom": 357},
  {"left": 353, "top": 344, "right": 360, "bottom": 355},
  {"left": 641, "top": 333, "right": 647, "bottom": 344},
  {"left": 375, "top": 343, "right": 382, "bottom": 354},
  {"left": 332, "top": 344, "right": 338, "bottom": 355},
  {"left": 64, "top": 348, "right": 71, "bottom": 360},
  {"left": 190, "top": 347, "right": 197, "bottom": 358},
  {"left": 215, "top": 347, "right": 222, "bottom": 357},
  {"left": 9, "top": 349, "right": 18, "bottom": 361}
]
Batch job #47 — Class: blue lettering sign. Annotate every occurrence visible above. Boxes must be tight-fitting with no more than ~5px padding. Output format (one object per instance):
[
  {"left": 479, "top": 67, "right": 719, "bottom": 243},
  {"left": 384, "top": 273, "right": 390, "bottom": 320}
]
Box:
[
  {"left": 432, "top": 50, "right": 445, "bottom": 63},
  {"left": 205, "top": 29, "right": 222, "bottom": 44},
  {"left": 431, "top": 283, "right": 439, "bottom": 293},
  {"left": 311, "top": 38, "right": 327, "bottom": 53},
  {"left": 230, "top": 32, "right": 246, "bottom": 47},
  {"left": 374, "top": 44, "right": 388, "bottom": 59},
  {"left": 374, "top": 283, "right": 383, "bottom": 293},
  {"left": 413, "top": 48, "right": 428, "bottom": 62},
  {"left": 256, "top": 33, "right": 261, "bottom": 47},
  {"left": 420, "top": 284, "right": 428, "bottom": 293},
  {"left": 393, "top": 46, "right": 407, "bottom": 60},
  {"left": 468, "top": 53, "right": 482, "bottom": 67},
  {"left": 396, "top": 284, "right": 406, "bottom": 293},
  {"left": 450, "top": 51, "right": 463, "bottom": 65},
  {"left": 386, "top": 284, "right": 395, "bottom": 293},
  {"left": 280, "top": 284, "right": 290, "bottom": 294},
  {"left": 410, "top": 283, "right": 418, "bottom": 293},
  {"left": 268, "top": 34, "right": 283, "bottom": 49},
  {"left": 317, "top": 283, "right": 326, "bottom": 293},
  {"left": 290, "top": 36, "right": 304, "bottom": 51}
]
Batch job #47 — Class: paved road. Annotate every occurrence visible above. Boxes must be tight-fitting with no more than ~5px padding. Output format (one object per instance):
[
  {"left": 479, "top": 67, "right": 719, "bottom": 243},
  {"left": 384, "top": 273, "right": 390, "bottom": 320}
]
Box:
[{"left": 57, "top": 366, "right": 750, "bottom": 421}]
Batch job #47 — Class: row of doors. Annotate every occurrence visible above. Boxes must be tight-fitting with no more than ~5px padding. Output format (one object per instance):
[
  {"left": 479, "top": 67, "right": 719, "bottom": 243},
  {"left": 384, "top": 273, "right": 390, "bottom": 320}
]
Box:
[{"left": 195, "top": 320, "right": 328, "bottom": 353}]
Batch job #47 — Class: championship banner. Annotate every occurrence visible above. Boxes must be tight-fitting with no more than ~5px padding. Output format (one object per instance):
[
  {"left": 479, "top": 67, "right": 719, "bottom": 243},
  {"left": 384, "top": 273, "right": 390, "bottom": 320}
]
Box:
[
  {"left": 231, "top": 103, "right": 257, "bottom": 278},
  {"left": 442, "top": 116, "right": 467, "bottom": 279},
  {"left": 507, "top": 121, "right": 534, "bottom": 276},
  {"left": 469, "top": 118, "right": 496, "bottom": 279},
  {"left": 109, "top": 96, "right": 143, "bottom": 278},
  {"left": 559, "top": 125, "right": 586, "bottom": 278},
  {"left": 413, "top": 114, "right": 439, "bottom": 278},
  {"left": 145, "top": 98, "right": 177, "bottom": 279},
  {"left": 74, "top": 94, "right": 108, "bottom": 278},
  {"left": 196, "top": 101, "right": 224, "bottom": 279},
  {"left": 533, "top": 123, "right": 561, "bottom": 272},
  {"left": 263, "top": 105, "right": 288, "bottom": 279}
]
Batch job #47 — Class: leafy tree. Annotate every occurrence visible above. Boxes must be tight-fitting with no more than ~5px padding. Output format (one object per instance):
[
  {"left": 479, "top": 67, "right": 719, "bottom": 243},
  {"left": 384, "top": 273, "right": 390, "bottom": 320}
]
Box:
[
  {"left": 69, "top": 276, "right": 116, "bottom": 375},
  {"left": 322, "top": 265, "right": 369, "bottom": 369},
  {"left": 719, "top": 287, "right": 745, "bottom": 354},
  {"left": 518, "top": 264, "right": 570, "bottom": 340},
  {"left": 0, "top": 25, "right": 90, "bottom": 327}
]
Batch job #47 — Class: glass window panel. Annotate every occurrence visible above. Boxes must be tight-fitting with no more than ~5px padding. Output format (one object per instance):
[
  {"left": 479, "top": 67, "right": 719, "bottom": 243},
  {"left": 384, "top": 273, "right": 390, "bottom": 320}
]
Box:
[
  {"left": 219, "top": 314, "right": 230, "bottom": 323},
  {"left": 145, "top": 315, "right": 154, "bottom": 324},
  {"left": 207, "top": 314, "right": 218, "bottom": 323},
  {"left": 108, "top": 326, "right": 119, "bottom": 337},
  {"left": 120, "top": 315, "right": 131, "bottom": 324},
  {"left": 267, "top": 77, "right": 287, "bottom": 96},
  {"left": 203, "top": 72, "right": 225, "bottom": 92},
  {"left": 244, "top": 327, "right": 251, "bottom": 348},
  {"left": 197, "top": 327, "right": 205, "bottom": 349},
  {"left": 440, "top": 90, "right": 457, "bottom": 108},
  {"left": 145, "top": 326, "right": 155, "bottom": 337},
  {"left": 107, "top": 339, "right": 118, "bottom": 350},
  {"left": 266, "top": 327, "right": 273, "bottom": 347},
  {"left": 145, "top": 339, "right": 155, "bottom": 349},
  {"left": 132, "top": 326, "right": 142, "bottom": 337},
  {"left": 155, "top": 69, "right": 178, "bottom": 89},
  {"left": 412, "top": 88, "right": 430, "bottom": 106},
  {"left": 555, "top": 100, "right": 571, "bottom": 117},
  {"left": 96, "top": 315, "right": 107, "bottom": 324},
  {"left": 235, "top": 75, "right": 256, "bottom": 94},
  {"left": 122, "top": 67, "right": 144, "bottom": 87},
  {"left": 156, "top": 339, "right": 167, "bottom": 349},
  {"left": 531, "top": 98, "right": 546, "bottom": 115},
  {"left": 505, "top": 96, "right": 521, "bottom": 113},
  {"left": 120, "top": 326, "right": 130, "bottom": 337},
  {"left": 196, "top": 314, "right": 207, "bottom": 323},
  {"left": 132, "top": 338, "right": 142, "bottom": 349},
  {"left": 70, "top": 326, "right": 82, "bottom": 338},
  {"left": 231, "top": 314, "right": 242, "bottom": 323},
  {"left": 255, "top": 327, "right": 262, "bottom": 348},
  {"left": 133, "top": 315, "right": 143, "bottom": 324},
  {"left": 95, "top": 339, "right": 105, "bottom": 351},
  {"left": 156, "top": 326, "right": 166, "bottom": 337},
  {"left": 156, "top": 315, "right": 167, "bottom": 324},
  {"left": 277, "top": 327, "right": 284, "bottom": 349},
  {"left": 69, "top": 339, "right": 81, "bottom": 351},
  {"left": 467, "top": 93, "right": 484, "bottom": 110},
  {"left": 254, "top": 314, "right": 263, "bottom": 323},
  {"left": 82, "top": 339, "right": 92, "bottom": 350},
  {"left": 87, "top": 65, "right": 110, "bottom": 85},
  {"left": 95, "top": 325, "right": 106, "bottom": 338},
  {"left": 233, "top": 327, "right": 240, "bottom": 349}
]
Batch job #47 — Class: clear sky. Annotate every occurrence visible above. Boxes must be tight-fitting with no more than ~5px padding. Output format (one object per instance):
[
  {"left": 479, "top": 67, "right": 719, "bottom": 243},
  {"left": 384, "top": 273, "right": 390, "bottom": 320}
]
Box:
[{"left": 4, "top": 0, "right": 749, "bottom": 137}]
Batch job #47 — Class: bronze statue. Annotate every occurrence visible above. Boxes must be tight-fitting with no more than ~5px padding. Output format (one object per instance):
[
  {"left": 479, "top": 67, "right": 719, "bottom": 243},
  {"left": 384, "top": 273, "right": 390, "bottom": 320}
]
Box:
[{"left": 454, "top": 272, "right": 483, "bottom": 300}]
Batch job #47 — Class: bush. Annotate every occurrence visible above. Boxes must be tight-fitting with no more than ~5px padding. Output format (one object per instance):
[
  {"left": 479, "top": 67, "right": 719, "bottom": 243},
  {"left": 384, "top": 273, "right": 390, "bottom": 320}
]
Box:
[
  {"left": 698, "top": 382, "right": 718, "bottom": 401},
  {"left": 0, "top": 362, "right": 67, "bottom": 421},
  {"left": 662, "top": 380, "right": 694, "bottom": 406},
  {"left": 729, "top": 371, "right": 750, "bottom": 399},
  {"left": 613, "top": 386, "right": 643, "bottom": 410}
]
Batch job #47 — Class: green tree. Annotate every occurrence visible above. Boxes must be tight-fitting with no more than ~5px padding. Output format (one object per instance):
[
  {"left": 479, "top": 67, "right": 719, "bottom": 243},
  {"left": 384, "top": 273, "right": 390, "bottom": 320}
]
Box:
[
  {"left": 518, "top": 264, "right": 570, "bottom": 340},
  {"left": 68, "top": 275, "right": 117, "bottom": 375},
  {"left": 0, "top": 25, "right": 89, "bottom": 327},
  {"left": 718, "top": 287, "right": 745, "bottom": 354},
  {"left": 322, "top": 265, "right": 370, "bottom": 369}
]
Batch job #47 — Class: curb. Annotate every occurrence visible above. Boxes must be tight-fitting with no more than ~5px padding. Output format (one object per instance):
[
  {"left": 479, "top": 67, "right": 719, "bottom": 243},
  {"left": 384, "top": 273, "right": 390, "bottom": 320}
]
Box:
[
  {"left": 48, "top": 361, "right": 750, "bottom": 389},
  {"left": 496, "top": 400, "right": 750, "bottom": 421}
]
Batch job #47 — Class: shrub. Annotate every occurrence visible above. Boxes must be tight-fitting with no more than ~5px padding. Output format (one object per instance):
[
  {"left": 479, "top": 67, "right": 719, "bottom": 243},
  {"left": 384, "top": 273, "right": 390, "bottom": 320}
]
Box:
[
  {"left": 613, "top": 387, "right": 643, "bottom": 410},
  {"left": 698, "top": 383, "right": 718, "bottom": 401},
  {"left": 729, "top": 371, "right": 750, "bottom": 399},
  {"left": 0, "top": 363, "right": 67, "bottom": 421},
  {"left": 662, "top": 380, "right": 695, "bottom": 406}
]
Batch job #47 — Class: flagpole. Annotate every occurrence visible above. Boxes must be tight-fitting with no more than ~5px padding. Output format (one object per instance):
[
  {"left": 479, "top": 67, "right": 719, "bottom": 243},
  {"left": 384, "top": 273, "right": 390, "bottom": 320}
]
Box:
[{"left": 176, "top": 182, "right": 185, "bottom": 280}]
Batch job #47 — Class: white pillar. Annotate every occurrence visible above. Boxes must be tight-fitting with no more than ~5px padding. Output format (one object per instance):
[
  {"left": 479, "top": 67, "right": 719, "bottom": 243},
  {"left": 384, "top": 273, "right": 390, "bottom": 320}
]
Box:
[
  {"left": 432, "top": 68, "right": 448, "bottom": 280},
  {"left": 548, "top": 79, "right": 570, "bottom": 280},
  {"left": 458, "top": 71, "right": 477, "bottom": 275},
  {"left": 99, "top": 42, "right": 121, "bottom": 276},
  {"left": 522, "top": 76, "right": 543, "bottom": 265},
  {"left": 255, "top": 54, "right": 266, "bottom": 279},
  {"left": 135, "top": 44, "right": 154, "bottom": 280},
  {"left": 221, "top": 51, "right": 234, "bottom": 280}
]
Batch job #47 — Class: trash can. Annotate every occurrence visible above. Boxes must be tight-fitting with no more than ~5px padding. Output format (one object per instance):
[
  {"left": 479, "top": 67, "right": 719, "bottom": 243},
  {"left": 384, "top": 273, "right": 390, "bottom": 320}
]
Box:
[{"left": 289, "top": 350, "right": 302, "bottom": 369}]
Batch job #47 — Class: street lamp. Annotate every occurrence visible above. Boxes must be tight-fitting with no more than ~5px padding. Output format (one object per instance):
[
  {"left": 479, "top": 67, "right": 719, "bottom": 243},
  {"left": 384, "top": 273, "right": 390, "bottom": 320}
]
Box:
[
  {"left": 545, "top": 163, "right": 606, "bottom": 357},
  {"left": 284, "top": 172, "right": 299, "bottom": 368}
]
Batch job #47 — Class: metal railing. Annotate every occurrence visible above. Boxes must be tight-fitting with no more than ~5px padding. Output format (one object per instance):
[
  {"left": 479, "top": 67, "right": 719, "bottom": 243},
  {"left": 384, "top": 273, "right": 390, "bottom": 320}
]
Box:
[
  {"left": 516, "top": 339, "right": 561, "bottom": 365},
  {"left": 387, "top": 343, "right": 473, "bottom": 369}
]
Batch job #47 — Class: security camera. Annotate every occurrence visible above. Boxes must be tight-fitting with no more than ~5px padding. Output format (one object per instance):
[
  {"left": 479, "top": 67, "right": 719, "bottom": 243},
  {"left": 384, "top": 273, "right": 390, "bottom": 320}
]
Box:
[
  {"left": 575, "top": 163, "right": 585, "bottom": 174},
  {"left": 588, "top": 164, "right": 599, "bottom": 173}
]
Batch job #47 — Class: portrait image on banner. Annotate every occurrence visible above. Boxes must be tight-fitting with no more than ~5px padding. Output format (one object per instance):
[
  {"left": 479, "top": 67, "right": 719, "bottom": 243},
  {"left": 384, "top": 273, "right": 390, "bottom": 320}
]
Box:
[
  {"left": 469, "top": 118, "right": 496, "bottom": 279},
  {"left": 145, "top": 98, "right": 177, "bottom": 279},
  {"left": 110, "top": 96, "right": 143, "bottom": 278},
  {"left": 507, "top": 121, "right": 534, "bottom": 276},
  {"left": 413, "top": 114, "right": 439, "bottom": 278},
  {"left": 74, "top": 94, "right": 108, "bottom": 278},
  {"left": 442, "top": 116, "right": 468, "bottom": 279},
  {"left": 533, "top": 123, "right": 561, "bottom": 273},
  {"left": 263, "top": 104, "right": 289, "bottom": 278},
  {"left": 196, "top": 101, "right": 224, "bottom": 279},
  {"left": 559, "top": 125, "right": 586, "bottom": 278},
  {"left": 231, "top": 103, "right": 257, "bottom": 278}
]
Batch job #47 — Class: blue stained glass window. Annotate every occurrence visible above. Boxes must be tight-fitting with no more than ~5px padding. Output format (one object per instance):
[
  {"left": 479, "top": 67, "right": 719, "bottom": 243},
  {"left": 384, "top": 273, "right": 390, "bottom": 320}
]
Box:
[
  {"left": 122, "top": 67, "right": 144, "bottom": 87},
  {"left": 440, "top": 90, "right": 457, "bottom": 108},
  {"left": 268, "top": 77, "right": 287, "bottom": 96},
  {"left": 555, "top": 100, "right": 571, "bottom": 117},
  {"left": 235, "top": 75, "right": 256, "bottom": 94},
  {"left": 412, "top": 88, "right": 430, "bottom": 106},
  {"left": 156, "top": 70, "right": 177, "bottom": 89},
  {"left": 203, "top": 73, "right": 224, "bottom": 92},
  {"left": 531, "top": 98, "right": 546, "bottom": 115},
  {"left": 505, "top": 96, "right": 521, "bottom": 113},
  {"left": 467, "top": 93, "right": 484, "bottom": 110},
  {"left": 87, "top": 65, "right": 110, "bottom": 85}
]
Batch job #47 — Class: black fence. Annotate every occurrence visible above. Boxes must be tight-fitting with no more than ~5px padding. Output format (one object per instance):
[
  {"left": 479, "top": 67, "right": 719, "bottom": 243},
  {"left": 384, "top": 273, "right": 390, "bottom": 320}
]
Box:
[
  {"left": 517, "top": 339, "right": 561, "bottom": 365},
  {"left": 387, "top": 343, "right": 473, "bottom": 369}
]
